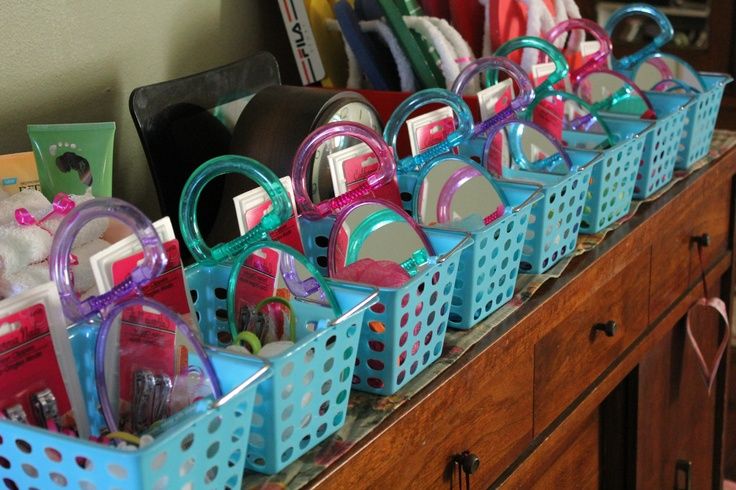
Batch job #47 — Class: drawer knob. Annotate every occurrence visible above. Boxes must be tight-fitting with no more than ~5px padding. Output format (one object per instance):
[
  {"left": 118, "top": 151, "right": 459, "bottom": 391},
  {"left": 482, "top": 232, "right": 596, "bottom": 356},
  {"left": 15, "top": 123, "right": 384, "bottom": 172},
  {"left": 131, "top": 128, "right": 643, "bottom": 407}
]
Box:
[
  {"left": 594, "top": 321, "right": 617, "bottom": 337},
  {"left": 458, "top": 452, "right": 480, "bottom": 475},
  {"left": 691, "top": 233, "right": 711, "bottom": 247}
]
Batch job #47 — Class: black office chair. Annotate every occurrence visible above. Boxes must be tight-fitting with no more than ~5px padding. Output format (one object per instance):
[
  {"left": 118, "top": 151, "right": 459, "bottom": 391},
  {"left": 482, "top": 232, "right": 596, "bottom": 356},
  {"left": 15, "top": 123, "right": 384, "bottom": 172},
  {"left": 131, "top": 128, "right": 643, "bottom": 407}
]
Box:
[{"left": 129, "top": 52, "right": 281, "bottom": 259}]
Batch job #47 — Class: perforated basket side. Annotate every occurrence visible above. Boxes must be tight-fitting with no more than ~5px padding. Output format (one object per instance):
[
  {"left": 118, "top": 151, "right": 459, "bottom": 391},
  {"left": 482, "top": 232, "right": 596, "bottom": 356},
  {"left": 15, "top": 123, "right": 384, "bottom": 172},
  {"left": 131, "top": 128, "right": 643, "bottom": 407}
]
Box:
[
  {"left": 187, "top": 262, "right": 233, "bottom": 347},
  {"left": 244, "top": 289, "right": 367, "bottom": 474},
  {"left": 677, "top": 74, "right": 730, "bottom": 169},
  {"left": 299, "top": 216, "right": 336, "bottom": 277},
  {"left": 333, "top": 229, "right": 469, "bottom": 395},
  {"left": 0, "top": 323, "right": 265, "bottom": 490},
  {"left": 507, "top": 163, "right": 593, "bottom": 274}
]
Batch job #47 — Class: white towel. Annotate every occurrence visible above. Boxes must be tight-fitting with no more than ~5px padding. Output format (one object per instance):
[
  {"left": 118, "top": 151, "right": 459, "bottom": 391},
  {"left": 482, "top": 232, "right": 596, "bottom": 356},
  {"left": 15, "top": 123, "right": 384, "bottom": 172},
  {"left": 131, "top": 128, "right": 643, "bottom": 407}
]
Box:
[
  {"left": 404, "top": 16, "right": 461, "bottom": 90},
  {"left": 360, "top": 19, "right": 417, "bottom": 92},
  {"left": 71, "top": 238, "right": 110, "bottom": 294},
  {"left": 0, "top": 190, "right": 50, "bottom": 226},
  {"left": 0, "top": 262, "right": 49, "bottom": 298},
  {"left": 0, "top": 224, "right": 53, "bottom": 275}
]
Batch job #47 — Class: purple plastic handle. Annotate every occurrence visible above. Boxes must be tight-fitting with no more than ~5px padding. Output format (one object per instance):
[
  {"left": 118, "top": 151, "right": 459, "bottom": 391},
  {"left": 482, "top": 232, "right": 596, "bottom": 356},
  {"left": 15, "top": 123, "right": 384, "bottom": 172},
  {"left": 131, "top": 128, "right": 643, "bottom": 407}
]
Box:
[
  {"left": 451, "top": 57, "right": 536, "bottom": 132},
  {"left": 327, "top": 199, "right": 434, "bottom": 277},
  {"left": 543, "top": 18, "right": 613, "bottom": 84},
  {"left": 95, "top": 297, "right": 222, "bottom": 433},
  {"left": 279, "top": 252, "right": 328, "bottom": 304},
  {"left": 49, "top": 198, "right": 167, "bottom": 322},
  {"left": 292, "top": 122, "right": 396, "bottom": 220},
  {"left": 435, "top": 165, "right": 501, "bottom": 224}
]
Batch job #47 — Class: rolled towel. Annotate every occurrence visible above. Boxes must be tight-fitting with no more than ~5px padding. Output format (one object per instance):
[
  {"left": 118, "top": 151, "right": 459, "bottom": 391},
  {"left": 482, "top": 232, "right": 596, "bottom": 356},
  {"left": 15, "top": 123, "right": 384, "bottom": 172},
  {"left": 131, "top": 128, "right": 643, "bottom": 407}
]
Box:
[
  {"left": 71, "top": 238, "right": 109, "bottom": 294},
  {"left": 0, "top": 262, "right": 49, "bottom": 298},
  {"left": 0, "top": 189, "right": 50, "bottom": 226},
  {"left": 0, "top": 224, "right": 53, "bottom": 275},
  {"left": 0, "top": 188, "right": 8, "bottom": 201}
]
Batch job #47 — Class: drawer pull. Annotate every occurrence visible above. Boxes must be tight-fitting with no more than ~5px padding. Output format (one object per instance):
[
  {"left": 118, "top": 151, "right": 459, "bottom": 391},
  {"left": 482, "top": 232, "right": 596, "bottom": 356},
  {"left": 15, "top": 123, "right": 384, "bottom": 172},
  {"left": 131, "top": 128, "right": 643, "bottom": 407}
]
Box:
[
  {"left": 593, "top": 321, "right": 617, "bottom": 337},
  {"left": 675, "top": 459, "right": 692, "bottom": 490},
  {"left": 690, "top": 233, "right": 710, "bottom": 247},
  {"left": 451, "top": 451, "right": 480, "bottom": 489}
]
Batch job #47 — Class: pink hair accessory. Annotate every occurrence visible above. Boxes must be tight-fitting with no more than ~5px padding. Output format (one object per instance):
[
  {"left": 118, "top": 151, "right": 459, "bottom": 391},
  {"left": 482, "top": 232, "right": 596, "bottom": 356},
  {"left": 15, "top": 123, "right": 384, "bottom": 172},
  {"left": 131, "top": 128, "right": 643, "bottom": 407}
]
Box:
[{"left": 15, "top": 193, "right": 76, "bottom": 230}]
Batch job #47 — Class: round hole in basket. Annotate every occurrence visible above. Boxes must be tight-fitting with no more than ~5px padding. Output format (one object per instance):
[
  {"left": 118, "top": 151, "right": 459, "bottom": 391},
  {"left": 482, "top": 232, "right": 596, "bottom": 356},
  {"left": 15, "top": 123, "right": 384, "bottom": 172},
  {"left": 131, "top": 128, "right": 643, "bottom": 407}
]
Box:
[
  {"left": 319, "top": 400, "right": 331, "bottom": 416},
  {"left": 107, "top": 464, "right": 128, "bottom": 480},
  {"left": 301, "top": 413, "right": 312, "bottom": 428},
  {"left": 282, "top": 383, "right": 294, "bottom": 399},
  {"left": 369, "top": 321, "right": 386, "bottom": 334},
  {"left": 151, "top": 452, "right": 167, "bottom": 470},
  {"left": 301, "top": 391, "right": 313, "bottom": 408},
  {"left": 305, "top": 347, "right": 316, "bottom": 363},
  {"left": 415, "top": 302, "right": 424, "bottom": 316},
  {"left": 411, "top": 341, "right": 420, "bottom": 355},
  {"left": 207, "top": 441, "right": 220, "bottom": 459},
  {"left": 370, "top": 302, "right": 386, "bottom": 313},
  {"left": 413, "top": 322, "right": 422, "bottom": 336},
  {"left": 317, "top": 422, "right": 328, "bottom": 437},
  {"left": 336, "top": 389, "right": 348, "bottom": 404},
  {"left": 323, "top": 357, "right": 335, "bottom": 372},
  {"left": 14, "top": 439, "right": 31, "bottom": 454},
  {"left": 440, "top": 303, "right": 449, "bottom": 316},
  {"left": 281, "top": 403, "right": 294, "bottom": 421},
  {"left": 339, "top": 367, "right": 351, "bottom": 382},
  {"left": 204, "top": 465, "right": 219, "bottom": 484},
  {"left": 399, "top": 331, "right": 409, "bottom": 347},
  {"left": 343, "top": 346, "right": 354, "bottom": 360},
  {"left": 282, "top": 361, "right": 294, "bottom": 377},
  {"left": 80, "top": 480, "right": 97, "bottom": 490},
  {"left": 425, "top": 331, "right": 433, "bottom": 345},
  {"left": 21, "top": 464, "right": 37, "bottom": 478},
  {"left": 250, "top": 432, "right": 265, "bottom": 449},
  {"left": 397, "top": 371, "right": 406, "bottom": 384},
  {"left": 0, "top": 458, "right": 8, "bottom": 470},
  {"left": 400, "top": 313, "right": 409, "bottom": 327},
  {"left": 300, "top": 435, "right": 312, "bottom": 450},
  {"left": 282, "top": 425, "right": 294, "bottom": 442},
  {"left": 208, "top": 416, "right": 222, "bottom": 434},
  {"left": 398, "top": 351, "right": 408, "bottom": 366},
  {"left": 321, "top": 379, "right": 333, "bottom": 395},
  {"left": 231, "top": 427, "right": 244, "bottom": 443},
  {"left": 44, "top": 447, "right": 62, "bottom": 463},
  {"left": 179, "top": 457, "right": 195, "bottom": 477},
  {"left": 303, "top": 369, "right": 315, "bottom": 386},
  {"left": 367, "top": 339, "right": 386, "bottom": 353},
  {"left": 333, "top": 411, "right": 344, "bottom": 426},
  {"left": 326, "top": 335, "right": 337, "bottom": 350},
  {"left": 427, "top": 311, "right": 436, "bottom": 325},
  {"left": 229, "top": 449, "right": 243, "bottom": 465}
]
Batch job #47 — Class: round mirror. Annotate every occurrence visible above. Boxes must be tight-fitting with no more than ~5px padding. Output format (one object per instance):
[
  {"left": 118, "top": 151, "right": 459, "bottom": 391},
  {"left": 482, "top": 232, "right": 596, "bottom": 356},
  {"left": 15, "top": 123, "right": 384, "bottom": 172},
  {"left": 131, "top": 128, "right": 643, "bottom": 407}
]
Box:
[
  {"left": 531, "top": 92, "right": 613, "bottom": 149},
  {"left": 576, "top": 71, "right": 654, "bottom": 118},
  {"left": 632, "top": 54, "right": 704, "bottom": 93},
  {"left": 328, "top": 200, "right": 433, "bottom": 286},
  {"left": 414, "top": 159, "right": 507, "bottom": 231},
  {"left": 487, "top": 121, "right": 570, "bottom": 175}
]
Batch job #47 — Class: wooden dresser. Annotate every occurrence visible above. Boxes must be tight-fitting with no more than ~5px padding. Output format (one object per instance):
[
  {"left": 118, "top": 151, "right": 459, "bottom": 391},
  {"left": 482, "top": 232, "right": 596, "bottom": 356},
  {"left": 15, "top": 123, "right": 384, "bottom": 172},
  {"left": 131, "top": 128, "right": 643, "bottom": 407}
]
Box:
[{"left": 304, "top": 145, "right": 736, "bottom": 489}]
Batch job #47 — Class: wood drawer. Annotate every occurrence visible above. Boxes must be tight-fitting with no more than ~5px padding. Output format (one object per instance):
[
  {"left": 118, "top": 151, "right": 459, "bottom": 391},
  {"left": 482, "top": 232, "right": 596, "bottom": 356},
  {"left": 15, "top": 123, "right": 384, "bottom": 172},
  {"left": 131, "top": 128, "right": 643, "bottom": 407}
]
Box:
[
  {"left": 689, "top": 163, "right": 732, "bottom": 285},
  {"left": 316, "top": 332, "right": 534, "bottom": 489},
  {"left": 533, "top": 250, "right": 650, "bottom": 433},
  {"left": 649, "top": 178, "right": 704, "bottom": 320}
]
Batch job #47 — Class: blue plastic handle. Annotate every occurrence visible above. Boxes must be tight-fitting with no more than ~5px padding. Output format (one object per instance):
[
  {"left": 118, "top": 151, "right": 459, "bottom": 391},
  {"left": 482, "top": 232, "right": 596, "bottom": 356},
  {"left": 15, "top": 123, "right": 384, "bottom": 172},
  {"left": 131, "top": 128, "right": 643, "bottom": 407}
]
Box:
[{"left": 604, "top": 3, "right": 674, "bottom": 70}]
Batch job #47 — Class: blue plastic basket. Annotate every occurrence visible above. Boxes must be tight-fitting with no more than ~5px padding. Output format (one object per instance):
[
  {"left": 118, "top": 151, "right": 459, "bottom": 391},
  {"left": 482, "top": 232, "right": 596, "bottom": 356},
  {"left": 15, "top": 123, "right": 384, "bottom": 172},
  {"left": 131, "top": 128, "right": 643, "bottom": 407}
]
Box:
[
  {"left": 675, "top": 73, "right": 732, "bottom": 169},
  {"left": 0, "top": 321, "right": 269, "bottom": 490},
  {"left": 186, "top": 263, "right": 375, "bottom": 474},
  {"left": 563, "top": 119, "right": 654, "bottom": 233},
  {"left": 300, "top": 220, "right": 471, "bottom": 394},
  {"left": 506, "top": 150, "right": 598, "bottom": 274},
  {"left": 602, "top": 92, "right": 691, "bottom": 199},
  {"left": 396, "top": 172, "right": 541, "bottom": 329}
]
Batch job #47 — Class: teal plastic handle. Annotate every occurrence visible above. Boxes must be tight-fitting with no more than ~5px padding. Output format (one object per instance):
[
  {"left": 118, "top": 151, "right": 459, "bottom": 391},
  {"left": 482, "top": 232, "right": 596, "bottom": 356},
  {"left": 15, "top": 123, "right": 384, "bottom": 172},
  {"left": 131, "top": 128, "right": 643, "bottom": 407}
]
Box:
[
  {"left": 227, "top": 242, "right": 341, "bottom": 334},
  {"left": 492, "top": 37, "right": 570, "bottom": 95},
  {"left": 179, "top": 155, "right": 292, "bottom": 264},
  {"left": 383, "top": 88, "right": 474, "bottom": 174},
  {"left": 604, "top": 3, "right": 674, "bottom": 70}
]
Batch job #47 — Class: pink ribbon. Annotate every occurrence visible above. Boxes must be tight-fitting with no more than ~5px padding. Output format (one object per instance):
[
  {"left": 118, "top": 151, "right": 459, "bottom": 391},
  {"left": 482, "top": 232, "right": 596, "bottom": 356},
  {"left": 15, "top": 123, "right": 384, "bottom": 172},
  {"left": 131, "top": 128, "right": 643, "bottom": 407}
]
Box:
[
  {"left": 686, "top": 244, "right": 730, "bottom": 394},
  {"left": 14, "top": 193, "right": 76, "bottom": 228}
]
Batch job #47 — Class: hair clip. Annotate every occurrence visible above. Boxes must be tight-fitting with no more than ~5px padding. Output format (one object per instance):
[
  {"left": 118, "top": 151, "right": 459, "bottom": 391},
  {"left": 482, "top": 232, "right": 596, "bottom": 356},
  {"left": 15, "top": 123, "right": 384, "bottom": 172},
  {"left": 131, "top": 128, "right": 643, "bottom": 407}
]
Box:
[
  {"left": 31, "top": 388, "right": 60, "bottom": 428},
  {"left": 5, "top": 403, "right": 28, "bottom": 424},
  {"left": 15, "top": 193, "right": 76, "bottom": 231}
]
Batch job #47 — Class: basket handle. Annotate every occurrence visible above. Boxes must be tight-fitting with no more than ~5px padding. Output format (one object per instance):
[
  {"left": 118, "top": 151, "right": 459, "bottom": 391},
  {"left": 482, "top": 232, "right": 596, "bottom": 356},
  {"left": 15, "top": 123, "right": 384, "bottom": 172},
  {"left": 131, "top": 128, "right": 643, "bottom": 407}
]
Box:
[
  {"left": 292, "top": 122, "right": 396, "bottom": 220},
  {"left": 432, "top": 163, "right": 505, "bottom": 225},
  {"left": 383, "top": 88, "right": 474, "bottom": 174},
  {"left": 49, "top": 198, "right": 167, "bottom": 323},
  {"left": 493, "top": 37, "right": 569, "bottom": 96},
  {"left": 94, "top": 297, "right": 224, "bottom": 433},
  {"left": 227, "top": 242, "right": 342, "bottom": 335},
  {"left": 328, "top": 199, "right": 434, "bottom": 277},
  {"left": 604, "top": 3, "right": 673, "bottom": 70},
  {"left": 543, "top": 18, "right": 613, "bottom": 84},
  {"left": 179, "top": 155, "right": 292, "bottom": 264},
  {"left": 450, "top": 57, "right": 536, "bottom": 136}
]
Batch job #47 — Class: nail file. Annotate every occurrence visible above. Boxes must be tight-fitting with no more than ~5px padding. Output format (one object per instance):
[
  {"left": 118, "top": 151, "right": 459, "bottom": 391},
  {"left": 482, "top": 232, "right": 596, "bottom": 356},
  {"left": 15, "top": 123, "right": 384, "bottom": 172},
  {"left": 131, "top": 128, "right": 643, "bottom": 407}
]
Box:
[
  {"left": 277, "top": 0, "right": 326, "bottom": 85},
  {"left": 305, "top": 0, "right": 349, "bottom": 87}
]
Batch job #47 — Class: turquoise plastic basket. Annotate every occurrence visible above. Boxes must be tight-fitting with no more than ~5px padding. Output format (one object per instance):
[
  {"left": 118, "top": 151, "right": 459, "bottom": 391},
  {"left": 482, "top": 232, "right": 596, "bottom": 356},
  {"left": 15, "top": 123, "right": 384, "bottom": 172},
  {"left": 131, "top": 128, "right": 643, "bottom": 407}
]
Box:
[
  {"left": 563, "top": 119, "right": 654, "bottom": 233},
  {"left": 0, "top": 321, "right": 269, "bottom": 490},
  {"left": 602, "top": 92, "right": 691, "bottom": 199},
  {"left": 186, "top": 264, "right": 375, "bottom": 474},
  {"left": 300, "top": 221, "right": 471, "bottom": 394},
  {"left": 396, "top": 172, "right": 541, "bottom": 329},
  {"left": 508, "top": 150, "right": 598, "bottom": 274},
  {"left": 675, "top": 73, "right": 732, "bottom": 169}
]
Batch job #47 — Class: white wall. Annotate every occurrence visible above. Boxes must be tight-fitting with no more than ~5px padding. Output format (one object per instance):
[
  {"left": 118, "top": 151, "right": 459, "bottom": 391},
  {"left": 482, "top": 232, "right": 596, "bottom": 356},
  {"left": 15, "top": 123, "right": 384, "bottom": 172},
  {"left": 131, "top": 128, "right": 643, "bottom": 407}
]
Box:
[{"left": 0, "top": 1, "right": 295, "bottom": 217}]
